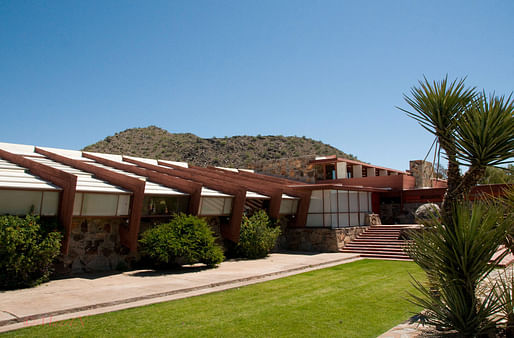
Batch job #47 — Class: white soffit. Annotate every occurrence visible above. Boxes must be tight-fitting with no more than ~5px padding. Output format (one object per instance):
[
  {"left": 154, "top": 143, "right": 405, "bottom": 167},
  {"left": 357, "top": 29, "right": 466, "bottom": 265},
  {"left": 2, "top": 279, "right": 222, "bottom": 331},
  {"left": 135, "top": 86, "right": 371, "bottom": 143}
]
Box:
[
  {"left": 201, "top": 187, "right": 232, "bottom": 198},
  {"left": 282, "top": 194, "right": 299, "bottom": 200},
  {"left": 37, "top": 146, "right": 94, "bottom": 161},
  {"left": 158, "top": 159, "right": 189, "bottom": 168},
  {"left": 246, "top": 191, "right": 270, "bottom": 199}
]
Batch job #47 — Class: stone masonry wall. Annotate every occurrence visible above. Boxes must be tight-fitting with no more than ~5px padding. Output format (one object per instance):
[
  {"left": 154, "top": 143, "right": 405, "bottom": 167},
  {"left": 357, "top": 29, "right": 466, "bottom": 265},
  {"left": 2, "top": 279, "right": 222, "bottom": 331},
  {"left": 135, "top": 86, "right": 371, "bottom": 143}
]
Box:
[
  {"left": 409, "top": 160, "right": 434, "bottom": 188},
  {"left": 284, "top": 226, "right": 368, "bottom": 252},
  {"left": 58, "top": 217, "right": 130, "bottom": 274},
  {"left": 250, "top": 155, "right": 317, "bottom": 183}
]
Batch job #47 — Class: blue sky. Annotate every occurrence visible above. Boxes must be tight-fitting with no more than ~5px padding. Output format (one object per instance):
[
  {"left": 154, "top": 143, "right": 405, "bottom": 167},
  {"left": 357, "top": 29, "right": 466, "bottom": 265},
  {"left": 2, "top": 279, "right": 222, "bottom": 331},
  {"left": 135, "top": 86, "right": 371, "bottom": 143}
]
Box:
[{"left": 1, "top": 1, "right": 512, "bottom": 170}]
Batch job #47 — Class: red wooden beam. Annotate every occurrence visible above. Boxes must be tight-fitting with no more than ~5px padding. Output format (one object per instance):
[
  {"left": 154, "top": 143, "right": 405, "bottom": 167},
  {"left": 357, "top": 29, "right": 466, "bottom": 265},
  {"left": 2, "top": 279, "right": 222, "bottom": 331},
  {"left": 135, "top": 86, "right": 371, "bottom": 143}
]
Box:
[
  {"left": 124, "top": 157, "right": 247, "bottom": 242},
  {"left": 35, "top": 148, "right": 145, "bottom": 253},
  {"left": 188, "top": 166, "right": 284, "bottom": 219},
  {"left": 82, "top": 152, "right": 202, "bottom": 215},
  {"left": 0, "top": 149, "right": 77, "bottom": 254}
]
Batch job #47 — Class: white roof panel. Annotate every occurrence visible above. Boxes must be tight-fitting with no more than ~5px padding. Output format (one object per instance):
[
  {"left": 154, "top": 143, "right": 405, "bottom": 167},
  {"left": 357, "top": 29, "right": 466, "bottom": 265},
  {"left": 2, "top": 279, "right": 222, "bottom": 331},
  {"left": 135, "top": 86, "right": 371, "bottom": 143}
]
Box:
[
  {"left": 246, "top": 191, "right": 270, "bottom": 199},
  {"left": 0, "top": 159, "right": 61, "bottom": 191},
  {"left": 27, "top": 157, "right": 130, "bottom": 194},
  {"left": 37, "top": 147, "right": 93, "bottom": 161},
  {"left": 201, "top": 187, "right": 232, "bottom": 197},
  {"left": 123, "top": 155, "right": 159, "bottom": 166},
  {"left": 0, "top": 142, "right": 43, "bottom": 157},
  {"left": 158, "top": 159, "right": 189, "bottom": 168},
  {"left": 282, "top": 194, "right": 299, "bottom": 200}
]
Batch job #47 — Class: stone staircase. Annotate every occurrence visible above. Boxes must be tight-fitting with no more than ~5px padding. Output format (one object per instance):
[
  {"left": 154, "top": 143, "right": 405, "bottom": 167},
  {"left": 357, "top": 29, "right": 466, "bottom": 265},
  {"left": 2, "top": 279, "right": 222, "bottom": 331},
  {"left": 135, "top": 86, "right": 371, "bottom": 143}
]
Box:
[{"left": 340, "top": 225, "right": 412, "bottom": 260}]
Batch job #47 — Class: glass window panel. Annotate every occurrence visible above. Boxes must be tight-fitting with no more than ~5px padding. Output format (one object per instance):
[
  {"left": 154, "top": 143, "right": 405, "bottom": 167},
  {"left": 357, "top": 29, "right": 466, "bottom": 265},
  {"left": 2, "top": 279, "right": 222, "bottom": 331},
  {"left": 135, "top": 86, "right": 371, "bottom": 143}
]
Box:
[
  {"left": 223, "top": 198, "right": 232, "bottom": 215},
  {"left": 339, "top": 213, "right": 350, "bottom": 227},
  {"left": 323, "top": 190, "right": 332, "bottom": 213},
  {"left": 291, "top": 200, "right": 298, "bottom": 214},
  {"left": 350, "top": 213, "right": 360, "bottom": 226},
  {"left": 73, "top": 193, "right": 83, "bottom": 216},
  {"left": 117, "top": 195, "right": 131, "bottom": 216},
  {"left": 359, "top": 192, "right": 369, "bottom": 212},
  {"left": 368, "top": 193, "right": 372, "bottom": 213},
  {"left": 306, "top": 214, "right": 323, "bottom": 227},
  {"left": 279, "top": 199, "right": 293, "bottom": 215},
  {"left": 331, "top": 214, "right": 338, "bottom": 228},
  {"left": 41, "top": 191, "right": 59, "bottom": 216},
  {"left": 308, "top": 190, "right": 323, "bottom": 213},
  {"left": 338, "top": 191, "right": 349, "bottom": 212},
  {"left": 0, "top": 190, "right": 42, "bottom": 215},
  {"left": 142, "top": 195, "right": 189, "bottom": 216},
  {"left": 360, "top": 213, "right": 368, "bottom": 225},
  {"left": 82, "top": 193, "right": 118, "bottom": 216},
  {"left": 349, "top": 191, "right": 359, "bottom": 212},
  {"left": 199, "top": 197, "right": 225, "bottom": 216},
  {"left": 323, "top": 213, "right": 332, "bottom": 227}
]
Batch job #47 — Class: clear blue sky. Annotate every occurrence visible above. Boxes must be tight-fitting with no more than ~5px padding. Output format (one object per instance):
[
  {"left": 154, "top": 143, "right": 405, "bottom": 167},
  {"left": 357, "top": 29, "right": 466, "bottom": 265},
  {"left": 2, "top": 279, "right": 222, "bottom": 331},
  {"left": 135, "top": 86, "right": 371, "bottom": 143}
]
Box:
[{"left": 1, "top": 1, "right": 512, "bottom": 171}]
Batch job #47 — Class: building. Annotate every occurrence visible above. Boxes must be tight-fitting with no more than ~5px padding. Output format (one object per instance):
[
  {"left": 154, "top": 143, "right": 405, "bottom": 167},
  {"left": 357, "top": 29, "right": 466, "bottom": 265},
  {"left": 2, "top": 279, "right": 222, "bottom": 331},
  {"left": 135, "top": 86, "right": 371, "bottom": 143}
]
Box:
[{"left": 0, "top": 143, "right": 507, "bottom": 272}]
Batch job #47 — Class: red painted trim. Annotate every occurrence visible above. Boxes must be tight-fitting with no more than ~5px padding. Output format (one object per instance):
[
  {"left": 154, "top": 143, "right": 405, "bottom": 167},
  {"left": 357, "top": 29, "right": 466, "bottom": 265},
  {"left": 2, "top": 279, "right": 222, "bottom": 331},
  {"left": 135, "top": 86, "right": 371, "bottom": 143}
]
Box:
[
  {"left": 0, "top": 149, "right": 77, "bottom": 254},
  {"left": 124, "top": 158, "right": 247, "bottom": 242},
  {"left": 35, "top": 148, "right": 144, "bottom": 253},
  {"left": 82, "top": 153, "right": 202, "bottom": 215}
]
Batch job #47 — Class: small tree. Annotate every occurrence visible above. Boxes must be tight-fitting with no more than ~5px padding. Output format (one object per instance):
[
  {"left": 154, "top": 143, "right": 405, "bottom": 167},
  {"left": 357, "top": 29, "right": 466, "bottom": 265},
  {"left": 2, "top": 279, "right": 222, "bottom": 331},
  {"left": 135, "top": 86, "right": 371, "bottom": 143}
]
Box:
[
  {"left": 139, "top": 214, "right": 224, "bottom": 268},
  {"left": 0, "top": 215, "right": 62, "bottom": 289},
  {"left": 236, "top": 210, "right": 281, "bottom": 259}
]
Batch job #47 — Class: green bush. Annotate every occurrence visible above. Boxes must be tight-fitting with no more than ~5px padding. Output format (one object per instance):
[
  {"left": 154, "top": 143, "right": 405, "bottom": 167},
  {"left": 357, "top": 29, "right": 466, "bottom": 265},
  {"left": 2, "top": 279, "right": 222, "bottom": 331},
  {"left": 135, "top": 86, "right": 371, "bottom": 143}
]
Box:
[
  {"left": 236, "top": 210, "right": 281, "bottom": 259},
  {"left": 0, "top": 215, "right": 62, "bottom": 290},
  {"left": 139, "top": 213, "right": 224, "bottom": 268}
]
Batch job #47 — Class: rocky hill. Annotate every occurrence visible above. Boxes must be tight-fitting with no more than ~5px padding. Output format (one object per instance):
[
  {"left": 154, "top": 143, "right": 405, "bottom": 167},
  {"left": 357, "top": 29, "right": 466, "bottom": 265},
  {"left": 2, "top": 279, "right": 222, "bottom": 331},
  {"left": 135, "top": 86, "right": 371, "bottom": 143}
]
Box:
[{"left": 82, "top": 126, "right": 356, "bottom": 168}]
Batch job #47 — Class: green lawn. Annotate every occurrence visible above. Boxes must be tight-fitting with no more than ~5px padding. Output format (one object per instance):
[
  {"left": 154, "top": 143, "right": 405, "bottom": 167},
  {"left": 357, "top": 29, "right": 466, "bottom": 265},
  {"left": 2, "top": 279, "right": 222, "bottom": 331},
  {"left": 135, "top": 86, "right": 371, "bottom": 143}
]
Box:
[{"left": 4, "top": 259, "right": 424, "bottom": 338}]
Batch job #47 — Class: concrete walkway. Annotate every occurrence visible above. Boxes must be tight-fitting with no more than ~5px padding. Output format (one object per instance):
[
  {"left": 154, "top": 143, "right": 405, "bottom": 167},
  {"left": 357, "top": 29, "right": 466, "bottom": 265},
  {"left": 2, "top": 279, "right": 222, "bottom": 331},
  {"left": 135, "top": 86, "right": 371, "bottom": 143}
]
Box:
[{"left": 0, "top": 252, "right": 360, "bottom": 333}]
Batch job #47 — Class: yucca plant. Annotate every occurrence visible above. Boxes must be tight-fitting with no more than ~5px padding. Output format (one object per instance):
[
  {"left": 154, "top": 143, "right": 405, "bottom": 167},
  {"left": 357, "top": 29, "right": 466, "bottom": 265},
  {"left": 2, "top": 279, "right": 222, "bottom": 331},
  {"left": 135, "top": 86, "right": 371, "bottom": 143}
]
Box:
[
  {"left": 490, "top": 266, "right": 514, "bottom": 337},
  {"left": 399, "top": 77, "right": 514, "bottom": 226},
  {"left": 407, "top": 202, "right": 509, "bottom": 337}
]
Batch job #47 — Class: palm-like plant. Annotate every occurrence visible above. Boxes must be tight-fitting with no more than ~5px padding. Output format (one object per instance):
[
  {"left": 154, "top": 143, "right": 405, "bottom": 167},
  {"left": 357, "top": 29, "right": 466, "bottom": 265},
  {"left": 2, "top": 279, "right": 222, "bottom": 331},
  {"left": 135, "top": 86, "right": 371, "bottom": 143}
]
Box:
[
  {"left": 399, "top": 77, "right": 514, "bottom": 225},
  {"left": 407, "top": 202, "right": 509, "bottom": 336}
]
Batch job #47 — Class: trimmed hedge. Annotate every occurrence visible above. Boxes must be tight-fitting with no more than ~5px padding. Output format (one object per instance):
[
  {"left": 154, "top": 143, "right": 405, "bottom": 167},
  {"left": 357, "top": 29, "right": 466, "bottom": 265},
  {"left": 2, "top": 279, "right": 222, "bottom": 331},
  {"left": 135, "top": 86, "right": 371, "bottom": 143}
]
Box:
[
  {"left": 139, "top": 213, "right": 224, "bottom": 268},
  {"left": 236, "top": 210, "right": 281, "bottom": 259},
  {"left": 0, "top": 215, "right": 62, "bottom": 290}
]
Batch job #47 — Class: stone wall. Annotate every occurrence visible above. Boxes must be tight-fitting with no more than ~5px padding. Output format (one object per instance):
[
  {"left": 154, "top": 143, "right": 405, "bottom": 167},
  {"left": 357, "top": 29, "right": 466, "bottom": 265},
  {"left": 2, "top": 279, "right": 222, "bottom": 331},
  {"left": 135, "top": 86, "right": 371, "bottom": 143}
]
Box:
[
  {"left": 251, "top": 155, "right": 318, "bottom": 183},
  {"left": 58, "top": 217, "right": 130, "bottom": 274},
  {"left": 283, "top": 226, "right": 368, "bottom": 252},
  {"left": 409, "top": 160, "right": 434, "bottom": 188}
]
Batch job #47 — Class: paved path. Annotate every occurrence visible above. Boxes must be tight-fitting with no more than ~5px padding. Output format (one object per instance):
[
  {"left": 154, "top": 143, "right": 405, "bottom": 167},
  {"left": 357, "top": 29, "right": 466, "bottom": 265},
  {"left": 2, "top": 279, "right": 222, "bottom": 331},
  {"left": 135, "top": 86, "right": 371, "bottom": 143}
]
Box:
[{"left": 0, "top": 252, "right": 360, "bottom": 333}]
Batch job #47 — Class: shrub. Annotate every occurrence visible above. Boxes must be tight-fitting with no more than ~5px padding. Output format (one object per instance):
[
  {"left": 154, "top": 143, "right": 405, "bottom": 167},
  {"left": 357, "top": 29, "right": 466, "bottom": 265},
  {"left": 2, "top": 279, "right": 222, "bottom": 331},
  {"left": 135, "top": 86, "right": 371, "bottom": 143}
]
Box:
[
  {"left": 139, "top": 213, "right": 224, "bottom": 268},
  {"left": 0, "top": 215, "right": 62, "bottom": 290},
  {"left": 236, "top": 210, "right": 281, "bottom": 259}
]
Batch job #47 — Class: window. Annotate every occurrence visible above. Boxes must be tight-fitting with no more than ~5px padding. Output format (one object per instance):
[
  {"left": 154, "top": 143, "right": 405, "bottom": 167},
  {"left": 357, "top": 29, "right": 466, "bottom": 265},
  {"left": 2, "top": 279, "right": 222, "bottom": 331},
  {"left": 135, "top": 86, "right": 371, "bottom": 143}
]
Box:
[
  {"left": 142, "top": 195, "right": 189, "bottom": 216},
  {"left": 0, "top": 190, "right": 59, "bottom": 216},
  {"left": 306, "top": 189, "right": 373, "bottom": 228}
]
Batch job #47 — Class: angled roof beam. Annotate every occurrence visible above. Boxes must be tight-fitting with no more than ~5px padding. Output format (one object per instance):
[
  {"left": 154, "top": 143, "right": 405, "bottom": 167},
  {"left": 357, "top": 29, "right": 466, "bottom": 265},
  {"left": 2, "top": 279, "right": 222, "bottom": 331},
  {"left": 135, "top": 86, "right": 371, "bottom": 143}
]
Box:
[
  {"left": 0, "top": 148, "right": 77, "bottom": 254},
  {"left": 191, "top": 166, "right": 283, "bottom": 219},
  {"left": 35, "top": 147, "right": 144, "bottom": 253},
  {"left": 212, "top": 168, "right": 312, "bottom": 227},
  {"left": 124, "top": 157, "right": 246, "bottom": 242},
  {"left": 82, "top": 152, "right": 202, "bottom": 215}
]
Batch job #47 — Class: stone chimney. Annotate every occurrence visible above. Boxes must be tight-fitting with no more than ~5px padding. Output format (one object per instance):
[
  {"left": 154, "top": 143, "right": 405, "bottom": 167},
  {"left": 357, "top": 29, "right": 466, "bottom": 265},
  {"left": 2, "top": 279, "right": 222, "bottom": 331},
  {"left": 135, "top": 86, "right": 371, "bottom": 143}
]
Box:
[{"left": 409, "top": 160, "right": 433, "bottom": 188}]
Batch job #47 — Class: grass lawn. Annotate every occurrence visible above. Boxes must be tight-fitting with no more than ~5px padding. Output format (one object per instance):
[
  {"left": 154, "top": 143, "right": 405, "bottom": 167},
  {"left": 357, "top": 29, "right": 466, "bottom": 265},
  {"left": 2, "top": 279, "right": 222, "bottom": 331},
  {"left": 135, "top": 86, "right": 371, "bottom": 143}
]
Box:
[{"left": 4, "top": 259, "right": 424, "bottom": 338}]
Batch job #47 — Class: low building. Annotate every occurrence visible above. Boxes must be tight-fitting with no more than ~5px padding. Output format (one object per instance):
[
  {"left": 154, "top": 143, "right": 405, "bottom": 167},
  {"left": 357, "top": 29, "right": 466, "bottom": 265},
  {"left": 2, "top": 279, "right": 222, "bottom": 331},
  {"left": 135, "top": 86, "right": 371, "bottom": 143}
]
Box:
[{"left": 0, "top": 143, "right": 507, "bottom": 272}]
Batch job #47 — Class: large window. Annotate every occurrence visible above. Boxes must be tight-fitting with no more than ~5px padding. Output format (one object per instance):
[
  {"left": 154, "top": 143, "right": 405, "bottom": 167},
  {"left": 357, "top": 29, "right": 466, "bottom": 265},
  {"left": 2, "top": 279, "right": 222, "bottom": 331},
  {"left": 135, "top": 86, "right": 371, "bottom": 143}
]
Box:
[
  {"left": 306, "top": 189, "right": 372, "bottom": 228},
  {"left": 199, "top": 197, "right": 232, "bottom": 216},
  {"left": 142, "top": 195, "right": 189, "bottom": 216},
  {"left": 73, "top": 193, "right": 130, "bottom": 217},
  {"left": 0, "top": 190, "right": 59, "bottom": 216}
]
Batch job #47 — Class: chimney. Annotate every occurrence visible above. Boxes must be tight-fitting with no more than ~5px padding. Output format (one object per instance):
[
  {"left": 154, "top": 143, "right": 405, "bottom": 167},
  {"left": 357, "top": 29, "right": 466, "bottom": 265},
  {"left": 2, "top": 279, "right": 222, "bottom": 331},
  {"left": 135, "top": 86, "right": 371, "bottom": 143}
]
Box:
[{"left": 409, "top": 160, "right": 433, "bottom": 188}]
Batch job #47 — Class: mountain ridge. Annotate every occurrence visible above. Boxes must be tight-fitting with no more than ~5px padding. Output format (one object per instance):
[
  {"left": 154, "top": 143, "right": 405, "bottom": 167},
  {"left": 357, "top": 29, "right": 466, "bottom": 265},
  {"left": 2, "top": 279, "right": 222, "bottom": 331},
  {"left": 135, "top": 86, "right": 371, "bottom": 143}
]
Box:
[{"left": 82, "top": 126, "right": 357, "bottom": 168}]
